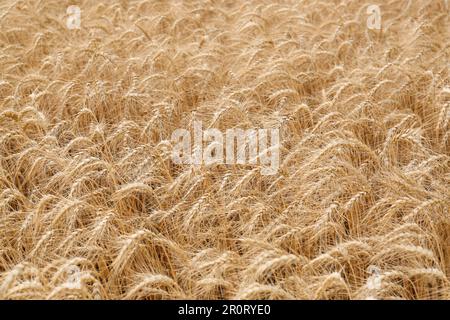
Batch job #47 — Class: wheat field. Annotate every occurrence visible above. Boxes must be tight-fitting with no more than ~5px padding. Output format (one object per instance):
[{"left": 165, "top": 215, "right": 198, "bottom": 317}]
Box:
[{"left": 0, "top": 0, "right": 449, "bottom": 300}]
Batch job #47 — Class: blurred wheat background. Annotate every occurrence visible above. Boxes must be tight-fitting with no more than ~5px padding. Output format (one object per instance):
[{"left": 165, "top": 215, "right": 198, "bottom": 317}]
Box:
[{"left": 0, "top": 0, "right": 449, "bottom": 299}]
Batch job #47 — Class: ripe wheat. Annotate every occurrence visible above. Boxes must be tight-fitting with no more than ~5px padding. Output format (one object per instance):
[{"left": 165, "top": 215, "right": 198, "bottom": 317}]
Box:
[{"left": 0, "top": 0, "right": 449, "bottom": 299}]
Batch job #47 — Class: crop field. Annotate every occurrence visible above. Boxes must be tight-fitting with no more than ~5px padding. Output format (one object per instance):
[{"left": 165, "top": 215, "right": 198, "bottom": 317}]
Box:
[{"left": 0, "top": 0, "right": 449, "bottom": 299}]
